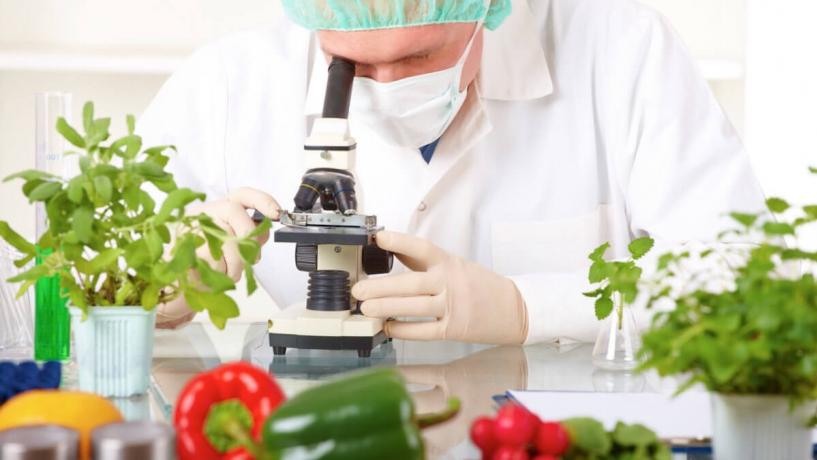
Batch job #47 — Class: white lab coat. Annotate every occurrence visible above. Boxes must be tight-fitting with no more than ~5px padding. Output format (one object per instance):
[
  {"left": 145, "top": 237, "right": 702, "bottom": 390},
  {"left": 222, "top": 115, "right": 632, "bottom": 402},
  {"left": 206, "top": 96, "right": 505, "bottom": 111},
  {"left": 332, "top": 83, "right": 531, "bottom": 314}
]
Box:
[{"left": 137, "top": 0, "right": 766, "bottom": 344}]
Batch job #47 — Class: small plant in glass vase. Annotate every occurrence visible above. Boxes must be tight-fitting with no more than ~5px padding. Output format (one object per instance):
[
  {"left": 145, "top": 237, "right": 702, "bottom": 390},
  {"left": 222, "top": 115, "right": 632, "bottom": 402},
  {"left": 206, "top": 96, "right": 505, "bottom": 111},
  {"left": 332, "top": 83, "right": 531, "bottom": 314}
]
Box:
[
  {"left": 638, "top": 171, "right": 817, "bottom": 460},
  {"left": 0, "top": 102, "right": 270, "bottom": 397},
  {"left": 584, "top": 237, "right": 654, "bottom": 371}
]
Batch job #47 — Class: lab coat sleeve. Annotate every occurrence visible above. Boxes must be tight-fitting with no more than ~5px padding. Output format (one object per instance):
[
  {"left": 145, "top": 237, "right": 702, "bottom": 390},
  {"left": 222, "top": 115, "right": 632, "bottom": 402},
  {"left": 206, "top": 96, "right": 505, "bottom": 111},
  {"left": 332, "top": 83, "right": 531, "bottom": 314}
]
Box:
[
  {"left": 136, "top": 44, "right": 230, "bottom": 200},
  {"left": 515, "top": 3, "right": 766, "bottom": 346}
]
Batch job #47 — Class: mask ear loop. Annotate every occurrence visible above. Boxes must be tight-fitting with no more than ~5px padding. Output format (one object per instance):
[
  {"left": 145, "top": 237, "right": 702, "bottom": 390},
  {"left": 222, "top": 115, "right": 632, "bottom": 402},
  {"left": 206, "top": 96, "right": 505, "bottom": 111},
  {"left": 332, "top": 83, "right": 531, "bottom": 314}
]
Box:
[{"left": 453, "top": 6, "right": 489, "bottom": 91}]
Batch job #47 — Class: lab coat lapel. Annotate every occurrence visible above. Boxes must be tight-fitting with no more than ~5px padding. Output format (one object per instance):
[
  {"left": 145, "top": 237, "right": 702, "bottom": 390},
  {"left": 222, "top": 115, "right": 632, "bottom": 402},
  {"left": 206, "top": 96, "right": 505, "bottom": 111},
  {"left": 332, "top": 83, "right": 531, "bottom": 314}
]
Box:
[{"left": 480, "top": 0, "right": 553, "bottom": 101}]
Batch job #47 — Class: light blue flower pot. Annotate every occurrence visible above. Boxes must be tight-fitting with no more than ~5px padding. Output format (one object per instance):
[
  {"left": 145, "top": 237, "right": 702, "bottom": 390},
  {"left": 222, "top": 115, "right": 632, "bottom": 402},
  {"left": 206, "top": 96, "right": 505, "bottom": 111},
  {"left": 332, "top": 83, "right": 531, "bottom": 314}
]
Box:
[{"left": 69, "top": 306, "right": 156, "bottom": 397}]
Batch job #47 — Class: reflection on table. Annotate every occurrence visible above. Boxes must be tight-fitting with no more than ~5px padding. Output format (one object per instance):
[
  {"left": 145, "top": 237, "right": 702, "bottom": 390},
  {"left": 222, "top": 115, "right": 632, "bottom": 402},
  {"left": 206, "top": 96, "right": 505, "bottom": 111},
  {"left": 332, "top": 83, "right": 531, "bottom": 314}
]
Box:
[{"left": 146, "top": 323, "right": 677, "bottom": 459}]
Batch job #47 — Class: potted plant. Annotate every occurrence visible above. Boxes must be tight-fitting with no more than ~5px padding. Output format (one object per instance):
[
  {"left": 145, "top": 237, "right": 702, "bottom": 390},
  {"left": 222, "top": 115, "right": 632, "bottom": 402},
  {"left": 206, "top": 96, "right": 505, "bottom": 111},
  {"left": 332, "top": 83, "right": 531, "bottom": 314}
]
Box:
[
  {"left": 638, "top": 172, "right": 817, "bottom": 460},
  {"left": 584, "top": 237, "right": 654, "bottom": 370},
  {"left": 0, "top": 102, "right": 269, "bottom": 397}
]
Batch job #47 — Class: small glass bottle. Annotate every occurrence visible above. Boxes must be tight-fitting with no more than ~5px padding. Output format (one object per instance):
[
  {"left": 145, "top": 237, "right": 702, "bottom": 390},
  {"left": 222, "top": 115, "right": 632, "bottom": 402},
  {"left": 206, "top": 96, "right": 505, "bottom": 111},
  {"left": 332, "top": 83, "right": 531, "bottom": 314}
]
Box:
[
  {"left": 33, "top": 92, "right": 72, "bottom": 362},
  {"left": 592, "top": 297, "right": 641, "bottom": 371}
]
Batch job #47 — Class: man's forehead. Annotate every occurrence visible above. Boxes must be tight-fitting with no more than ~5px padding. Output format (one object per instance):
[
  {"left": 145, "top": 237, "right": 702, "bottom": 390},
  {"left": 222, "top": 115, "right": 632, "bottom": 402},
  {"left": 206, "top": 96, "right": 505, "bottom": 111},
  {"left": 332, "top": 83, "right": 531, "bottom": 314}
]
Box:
[{"left": 318, "top": 23, "right": 473, "bottom": 64}]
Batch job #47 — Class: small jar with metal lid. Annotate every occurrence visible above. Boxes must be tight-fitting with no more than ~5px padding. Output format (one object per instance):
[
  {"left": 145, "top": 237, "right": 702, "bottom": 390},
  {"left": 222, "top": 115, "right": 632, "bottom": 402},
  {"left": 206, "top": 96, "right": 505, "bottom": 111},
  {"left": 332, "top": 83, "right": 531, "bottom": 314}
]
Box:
[
  {"left": 91, "top": 421, "right": 175, "bottom": 460},
  {"left": 0, "top": 425, "right": 79, "bottom": 460}
]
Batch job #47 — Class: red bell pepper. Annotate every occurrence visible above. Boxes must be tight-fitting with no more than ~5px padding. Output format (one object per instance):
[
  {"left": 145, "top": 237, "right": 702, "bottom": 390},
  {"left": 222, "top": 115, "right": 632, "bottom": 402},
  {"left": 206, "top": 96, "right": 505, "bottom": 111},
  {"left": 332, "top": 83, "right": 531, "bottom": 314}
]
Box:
[{"left": 174, "top": 362, "right": 285, "bottom": 460}]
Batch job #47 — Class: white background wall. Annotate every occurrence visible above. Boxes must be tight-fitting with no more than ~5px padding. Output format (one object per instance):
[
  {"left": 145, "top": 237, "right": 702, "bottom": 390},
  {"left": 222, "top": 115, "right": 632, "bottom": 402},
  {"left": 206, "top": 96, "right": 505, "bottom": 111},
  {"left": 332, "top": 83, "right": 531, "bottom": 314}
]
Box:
[{"left": 1, "top": 0, "right": 815, "bottom": 321}]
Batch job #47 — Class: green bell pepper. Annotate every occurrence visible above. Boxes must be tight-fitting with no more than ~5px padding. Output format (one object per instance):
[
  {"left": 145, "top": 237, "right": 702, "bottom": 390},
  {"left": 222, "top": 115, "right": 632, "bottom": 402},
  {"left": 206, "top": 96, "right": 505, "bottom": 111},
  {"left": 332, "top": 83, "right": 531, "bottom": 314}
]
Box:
[
  {"left": 204, "top": 367, "right": 460, "bottom": 460},
  {"left": 261, "top": 368, "right": 459, "bottom": 460}
]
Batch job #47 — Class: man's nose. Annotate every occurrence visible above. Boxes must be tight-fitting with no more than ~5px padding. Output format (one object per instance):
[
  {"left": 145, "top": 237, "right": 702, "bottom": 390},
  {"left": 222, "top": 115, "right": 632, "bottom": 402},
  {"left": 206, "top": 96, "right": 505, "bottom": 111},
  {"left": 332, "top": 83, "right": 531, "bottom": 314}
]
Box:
[{"left": 356, "top": 64, "right": 405, "bottom": 83}]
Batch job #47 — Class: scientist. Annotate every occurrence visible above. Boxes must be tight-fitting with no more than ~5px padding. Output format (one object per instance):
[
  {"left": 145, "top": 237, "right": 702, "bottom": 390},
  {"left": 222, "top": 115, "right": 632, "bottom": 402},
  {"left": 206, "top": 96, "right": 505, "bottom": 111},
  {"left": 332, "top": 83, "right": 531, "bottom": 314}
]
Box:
[{"left": 138, "top": 0, "right": 765, "bottom": 344}]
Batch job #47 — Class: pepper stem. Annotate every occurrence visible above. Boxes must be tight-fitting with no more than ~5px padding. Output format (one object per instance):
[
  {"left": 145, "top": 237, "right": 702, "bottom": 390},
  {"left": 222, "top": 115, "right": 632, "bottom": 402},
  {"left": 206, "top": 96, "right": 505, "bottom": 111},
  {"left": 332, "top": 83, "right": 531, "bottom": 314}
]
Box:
[
  {"left": 204, "top": 399, "right": 269, "bottom": 460},
  {"left": 416, "top": 397, "right": 461, "bottom": 429}
]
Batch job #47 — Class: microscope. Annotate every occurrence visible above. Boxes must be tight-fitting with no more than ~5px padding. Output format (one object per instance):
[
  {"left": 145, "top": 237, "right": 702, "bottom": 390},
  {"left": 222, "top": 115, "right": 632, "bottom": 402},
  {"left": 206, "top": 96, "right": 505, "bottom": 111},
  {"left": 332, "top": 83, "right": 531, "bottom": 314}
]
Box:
[{"left": 268, "top": 57, "right": 393, "bottom": 358}]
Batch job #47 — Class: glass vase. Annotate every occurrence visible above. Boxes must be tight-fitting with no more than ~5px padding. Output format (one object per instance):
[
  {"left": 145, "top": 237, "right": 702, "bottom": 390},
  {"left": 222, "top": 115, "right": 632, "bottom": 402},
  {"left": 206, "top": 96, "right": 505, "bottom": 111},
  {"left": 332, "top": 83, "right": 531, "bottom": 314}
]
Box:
[{"left": 592, "top": 304, "right": 641, "bottom": 371}]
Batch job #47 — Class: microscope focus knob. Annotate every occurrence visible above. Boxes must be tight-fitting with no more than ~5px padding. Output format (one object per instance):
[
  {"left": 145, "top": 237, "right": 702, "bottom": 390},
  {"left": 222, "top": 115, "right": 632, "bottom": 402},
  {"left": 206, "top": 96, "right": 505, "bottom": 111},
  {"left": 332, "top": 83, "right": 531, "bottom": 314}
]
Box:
[
  {"left": 362, "top": 244, "right": 393, "bottom": 275},
  {"left": 294, "top": 244, "right": 318, "bottom": 272}
]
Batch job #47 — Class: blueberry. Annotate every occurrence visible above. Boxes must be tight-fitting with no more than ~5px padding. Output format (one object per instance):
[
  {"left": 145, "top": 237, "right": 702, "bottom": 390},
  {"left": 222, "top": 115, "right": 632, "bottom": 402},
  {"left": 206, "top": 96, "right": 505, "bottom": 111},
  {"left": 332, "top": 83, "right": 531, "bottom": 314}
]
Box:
[{"left": 18, "top": 361, "right": 38, "bottom": 377}]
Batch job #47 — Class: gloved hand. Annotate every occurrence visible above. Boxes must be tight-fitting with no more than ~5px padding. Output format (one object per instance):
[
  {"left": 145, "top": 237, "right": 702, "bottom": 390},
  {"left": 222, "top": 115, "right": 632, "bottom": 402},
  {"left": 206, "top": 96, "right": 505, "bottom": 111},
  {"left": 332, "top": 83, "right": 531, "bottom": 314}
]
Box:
[
  {"left": 156, "top": 187, "right": 281, "bottom": 329},
  {"left": 352, "top": 231, "right": 529, "bottom": 344}
]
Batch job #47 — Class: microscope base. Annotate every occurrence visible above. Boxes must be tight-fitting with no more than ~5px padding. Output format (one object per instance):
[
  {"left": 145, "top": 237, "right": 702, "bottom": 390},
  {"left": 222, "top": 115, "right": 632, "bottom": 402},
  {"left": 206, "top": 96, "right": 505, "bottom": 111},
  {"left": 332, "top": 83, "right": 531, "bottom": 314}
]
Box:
[
  {"left": 268, "top": 307, "right": 388, "bottom": 358},
  {"left": 269, "top": 331, "right": 388, "bottom": 358}
]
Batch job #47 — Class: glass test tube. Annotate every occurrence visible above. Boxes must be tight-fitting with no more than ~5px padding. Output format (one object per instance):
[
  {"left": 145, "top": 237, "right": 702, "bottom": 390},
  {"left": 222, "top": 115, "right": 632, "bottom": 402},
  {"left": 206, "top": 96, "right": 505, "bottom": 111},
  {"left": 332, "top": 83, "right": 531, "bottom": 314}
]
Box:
[{"left": 33, "top": 92, "right": 72, "bottom": 362}]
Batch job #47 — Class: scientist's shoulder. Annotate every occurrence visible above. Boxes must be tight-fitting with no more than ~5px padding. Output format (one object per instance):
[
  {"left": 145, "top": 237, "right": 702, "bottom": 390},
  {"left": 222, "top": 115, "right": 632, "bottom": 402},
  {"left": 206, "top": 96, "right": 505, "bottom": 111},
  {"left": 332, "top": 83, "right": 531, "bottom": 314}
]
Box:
[
  {"left": 542, "top": 0, "right": 668, "bottom": 34},
  {"left": 175, "top": 18, "right": 309, "bottom": 80}
]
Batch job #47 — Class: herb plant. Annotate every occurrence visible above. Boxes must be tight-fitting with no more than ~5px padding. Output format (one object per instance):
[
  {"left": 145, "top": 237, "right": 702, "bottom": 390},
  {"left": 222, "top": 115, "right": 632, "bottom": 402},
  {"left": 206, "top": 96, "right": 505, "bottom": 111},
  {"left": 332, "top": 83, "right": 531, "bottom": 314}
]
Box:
[
  {"left": 0, "top": 102, "right": 269, "bottom": 328},
  {"left": 562, "top": 417, "right": 671, "bottom": 460},
  {"left": 638, "top": 171, "right": 817, "bottom": 406},
  {"left": 584, "top": 237, "right": 655, "bottom": 329}
]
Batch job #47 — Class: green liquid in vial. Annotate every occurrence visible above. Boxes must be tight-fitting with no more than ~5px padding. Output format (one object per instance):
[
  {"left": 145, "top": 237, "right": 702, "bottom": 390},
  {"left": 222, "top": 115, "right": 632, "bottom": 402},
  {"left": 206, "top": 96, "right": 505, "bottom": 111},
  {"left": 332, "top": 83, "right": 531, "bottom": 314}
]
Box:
[{"left": 34, "top": 249, "right": 70, "bottom": 361}]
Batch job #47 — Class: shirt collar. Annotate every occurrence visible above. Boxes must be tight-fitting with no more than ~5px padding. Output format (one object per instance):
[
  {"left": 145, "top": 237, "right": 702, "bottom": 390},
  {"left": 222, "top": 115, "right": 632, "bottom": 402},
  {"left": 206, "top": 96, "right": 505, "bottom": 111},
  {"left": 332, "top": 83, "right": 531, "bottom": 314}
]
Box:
[{"left": 304, "top": 0, "right": 552, "bottom": 116}]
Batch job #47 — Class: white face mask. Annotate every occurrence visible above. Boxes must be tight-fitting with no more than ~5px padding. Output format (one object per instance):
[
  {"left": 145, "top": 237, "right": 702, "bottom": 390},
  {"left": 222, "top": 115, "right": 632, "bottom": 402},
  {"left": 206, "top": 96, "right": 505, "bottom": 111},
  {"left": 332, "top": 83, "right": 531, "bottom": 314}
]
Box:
[{"left": 349, "top": 23, "right": 483, "bottom": 150}]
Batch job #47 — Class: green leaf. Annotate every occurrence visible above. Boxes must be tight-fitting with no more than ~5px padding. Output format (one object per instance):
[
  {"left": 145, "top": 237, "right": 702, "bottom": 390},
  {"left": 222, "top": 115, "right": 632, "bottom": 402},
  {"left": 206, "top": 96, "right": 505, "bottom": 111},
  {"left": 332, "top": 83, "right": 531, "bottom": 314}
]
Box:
[
  {"left": 246, "top": 218, "right": 272, "bottom": 240},
  {"left": 67, "top": 177, "right": 85, "bottom": 203},
  {"left": 588, "top": 261, "right": 611, "bottom": 284},
  {"left": 803, "top": 205, "right": 817, "bottom": 220},
  {"left": 134, "top": 161, "right": 165, "bottom": 178},
  {"left": 86, "top": 118, "right": 111, "bottom": 148},
  {"left": 126, "top": 114, "right": 136, "bottom": 134},
  {"left": 628, "top": 237, "right": 654, "bottom": 260},
  {"left": 762, "top": 221, "right": 795, "bottom": 236},
  {"left": 196, "top": 259, "right": 235, "bottom": 293},
  {"left": 93, "top": 175, "right": 113, "bottom": 202},
  {"left": 589, "top": 242, "right": 610, "bottom": 262},
  {"left": 115, "top": 280, "right": 136, "bottom": 306},
  {"left": 809, "top": 166, "right": 817, "bottom": 174},
  {"left": 244, "top": 265, "right": 257, "bottom": 296},
  {"left": 145, "top": 229, "right": 164, "bottom": 262},
  {"left": 141, "top": 284, "right": 161, "bottom": 310},
  {"left": 56, "top": 117, "right": 85, "bottom": 148},
  {"left": 612, "top": 422, "right": 658, "bottom": 447},
  {"left": 730, "top": 212, "right": 759, "bottom": 228},
  {"left": 124, "top": 240, "right": 149, "bottom": 268},
  {"left": 766, "top": 197, "right": 790, "bottom": 213},
  {"left": 60, "top": 273, "right": 87, "bottom": 309},
  {"left": 184, "top": 288, "right": 239, "bottom": 330},
  {"left": 238, "top": 240, "right": 260, "bottom": 264},
  {"left": 563, "top": 417, "right": 611, "bottom": 455},
  {"left": 168, "top": 235, "right": 197, "bottom": 272},
  {"left": 82, "top": 102, "right": 94, "bottom": 134},
  {"left": 156, "top": 188, "right": 205, "bottom": 224},
  {"left": 71, "top": 207, "right": 94, "bottom": 243},
  {"left": 88, "top": 248, "right": 121, "bottom": 273},
  {"left": 0, "top": 221, "right": 36, "bottom": 256},
  {"left": 28, "top": 182, "right": 62, "bottom": 202},
  {"left": 3, "top": 169, "right": 57, "bottom": 183},
  {"left": 595, "top": 297, "right": 614, "bottom": 320}
]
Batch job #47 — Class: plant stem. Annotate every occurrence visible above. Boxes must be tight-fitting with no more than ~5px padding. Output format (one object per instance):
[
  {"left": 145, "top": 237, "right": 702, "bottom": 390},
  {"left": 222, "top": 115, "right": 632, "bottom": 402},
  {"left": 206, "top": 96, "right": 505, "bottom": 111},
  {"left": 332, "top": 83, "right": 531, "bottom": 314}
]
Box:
[{"left": 617, "top": 295, "right": 624, "bottom": 331}]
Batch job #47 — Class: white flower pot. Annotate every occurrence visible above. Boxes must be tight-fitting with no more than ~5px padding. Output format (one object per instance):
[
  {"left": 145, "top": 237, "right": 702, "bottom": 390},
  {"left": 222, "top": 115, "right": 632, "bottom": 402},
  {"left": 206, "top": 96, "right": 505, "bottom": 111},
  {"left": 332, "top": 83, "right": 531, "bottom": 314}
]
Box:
[
  {"left": 711, "top": 393, "right": 816, "bottom": 460},
  {"left": 69, "top": 306, "right": 156, "bottom": 397}
]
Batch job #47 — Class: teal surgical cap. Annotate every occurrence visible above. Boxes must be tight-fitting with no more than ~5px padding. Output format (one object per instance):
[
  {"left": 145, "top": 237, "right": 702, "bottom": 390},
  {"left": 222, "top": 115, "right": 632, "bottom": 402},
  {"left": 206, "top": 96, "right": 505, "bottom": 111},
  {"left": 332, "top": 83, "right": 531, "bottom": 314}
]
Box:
[{"left": 281, "top": 0, "right": 512, "bottom": 32}]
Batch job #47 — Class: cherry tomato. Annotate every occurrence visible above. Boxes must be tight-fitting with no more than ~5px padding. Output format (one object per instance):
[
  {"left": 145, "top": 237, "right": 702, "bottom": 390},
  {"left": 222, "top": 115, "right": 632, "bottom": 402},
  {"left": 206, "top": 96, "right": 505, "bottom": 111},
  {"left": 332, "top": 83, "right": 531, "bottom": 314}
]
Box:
[
  {"left": 493, "top": 404, "right": 539, "bottom": 447},
  {"left": 531, "top": 456, "right": 558, "bottom": 460},
  {"left": 471, "top": 416, "right": 498, "bottom": 453},
  {"left": 534, "top": 422, "right": 570, "bottom": 455},
  {"left": 492, "top": 446, "right": 529, "bottom": 460}
]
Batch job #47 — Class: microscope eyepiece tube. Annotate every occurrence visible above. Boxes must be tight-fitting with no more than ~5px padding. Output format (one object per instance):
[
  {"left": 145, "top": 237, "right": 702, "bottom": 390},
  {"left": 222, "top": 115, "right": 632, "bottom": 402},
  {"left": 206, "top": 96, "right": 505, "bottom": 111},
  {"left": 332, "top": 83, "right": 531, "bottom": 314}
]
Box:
[{"left": 322, "top": 57, "right": 355, "bottom": 119}]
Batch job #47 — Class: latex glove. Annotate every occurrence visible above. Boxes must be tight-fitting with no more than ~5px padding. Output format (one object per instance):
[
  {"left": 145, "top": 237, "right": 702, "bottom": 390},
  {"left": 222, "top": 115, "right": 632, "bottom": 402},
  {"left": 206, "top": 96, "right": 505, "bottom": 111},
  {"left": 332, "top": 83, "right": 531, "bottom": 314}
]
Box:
[
  {"left": 156, "top": 187, "right": 281, "bottom": 329},
  {"left": 352, "top": 231, "right": 529, "bottom": 344}
]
